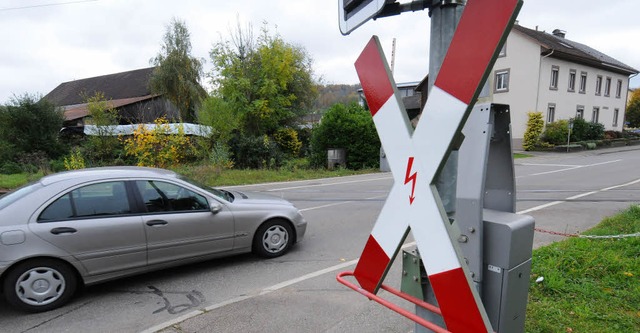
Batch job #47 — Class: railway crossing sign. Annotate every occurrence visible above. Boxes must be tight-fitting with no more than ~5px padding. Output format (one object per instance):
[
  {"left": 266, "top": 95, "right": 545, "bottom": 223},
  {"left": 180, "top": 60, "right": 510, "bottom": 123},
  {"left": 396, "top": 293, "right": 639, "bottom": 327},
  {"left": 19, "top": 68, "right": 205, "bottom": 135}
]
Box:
[{"left": 351, "top": 0, "right": 522, "bottom": 331}]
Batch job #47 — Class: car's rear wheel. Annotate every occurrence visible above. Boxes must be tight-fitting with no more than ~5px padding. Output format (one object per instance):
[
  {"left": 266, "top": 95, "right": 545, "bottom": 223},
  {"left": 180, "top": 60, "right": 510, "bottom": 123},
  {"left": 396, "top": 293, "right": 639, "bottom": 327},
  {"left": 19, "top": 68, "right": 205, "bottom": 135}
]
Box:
[
  {"left": 3, "top": 259, "right": 77, "bottom": 312},
  {"left": 253, "top": 219, "right": 294, "bottom": 258}
]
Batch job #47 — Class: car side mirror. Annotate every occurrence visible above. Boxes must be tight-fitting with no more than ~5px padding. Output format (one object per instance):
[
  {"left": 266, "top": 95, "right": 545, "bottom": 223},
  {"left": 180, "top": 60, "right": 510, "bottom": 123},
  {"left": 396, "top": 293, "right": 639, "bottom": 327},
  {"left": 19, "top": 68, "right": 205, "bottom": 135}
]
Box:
[{"left": 210, "top": 203, "right": 222, "bottom": 214}]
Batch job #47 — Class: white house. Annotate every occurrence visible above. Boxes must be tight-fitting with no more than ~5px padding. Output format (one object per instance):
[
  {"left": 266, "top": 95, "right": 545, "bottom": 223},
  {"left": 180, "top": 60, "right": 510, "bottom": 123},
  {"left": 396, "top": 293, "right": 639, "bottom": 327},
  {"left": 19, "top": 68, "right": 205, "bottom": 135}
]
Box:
[{"left": 489, "top": 24, "right": 638, "bottom": 147}]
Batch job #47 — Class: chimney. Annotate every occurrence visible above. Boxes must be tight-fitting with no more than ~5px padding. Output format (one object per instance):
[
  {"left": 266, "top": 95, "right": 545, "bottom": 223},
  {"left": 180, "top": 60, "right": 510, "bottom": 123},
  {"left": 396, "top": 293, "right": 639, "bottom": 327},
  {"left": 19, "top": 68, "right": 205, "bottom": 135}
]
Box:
[{"left": 552, "top": 29, "right": 566, "bottom": 38}]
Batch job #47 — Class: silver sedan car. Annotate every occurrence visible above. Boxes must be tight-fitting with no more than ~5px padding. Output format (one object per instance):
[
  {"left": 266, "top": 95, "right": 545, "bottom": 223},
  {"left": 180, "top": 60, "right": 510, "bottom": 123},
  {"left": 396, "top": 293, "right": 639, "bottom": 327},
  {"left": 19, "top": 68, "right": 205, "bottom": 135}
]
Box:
[{"left": 0, "top": 167, "right": 306, "bottom": 312}]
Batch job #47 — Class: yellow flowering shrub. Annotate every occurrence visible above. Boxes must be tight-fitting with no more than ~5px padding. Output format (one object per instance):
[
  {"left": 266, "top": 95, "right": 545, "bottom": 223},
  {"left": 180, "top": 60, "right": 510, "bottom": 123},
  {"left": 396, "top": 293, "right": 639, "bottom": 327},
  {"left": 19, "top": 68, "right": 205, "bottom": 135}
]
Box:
[
  {"left": 63, "top": 148, "right": 86, "bottom": 170},
  {"left": 122, "top": 117, "right": 192, "bottom": 168}
]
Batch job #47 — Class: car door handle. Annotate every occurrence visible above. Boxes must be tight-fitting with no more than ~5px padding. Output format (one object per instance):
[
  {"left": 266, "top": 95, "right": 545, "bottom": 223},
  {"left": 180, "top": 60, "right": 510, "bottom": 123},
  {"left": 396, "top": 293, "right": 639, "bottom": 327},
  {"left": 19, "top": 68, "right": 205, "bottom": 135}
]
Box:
[
  {"left": 50, "top": 227, "right": 77, "bottom": 235},
  {"left": 146, "top": 220, "right": 168, "bottom": 226}
]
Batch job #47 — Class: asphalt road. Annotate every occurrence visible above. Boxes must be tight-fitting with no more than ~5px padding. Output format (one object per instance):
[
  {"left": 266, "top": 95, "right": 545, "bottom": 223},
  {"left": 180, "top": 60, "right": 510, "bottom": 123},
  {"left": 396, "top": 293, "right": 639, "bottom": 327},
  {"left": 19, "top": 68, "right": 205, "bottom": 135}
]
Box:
[{"left": 2, "top": 147, "right": 640, "bottom": 333}]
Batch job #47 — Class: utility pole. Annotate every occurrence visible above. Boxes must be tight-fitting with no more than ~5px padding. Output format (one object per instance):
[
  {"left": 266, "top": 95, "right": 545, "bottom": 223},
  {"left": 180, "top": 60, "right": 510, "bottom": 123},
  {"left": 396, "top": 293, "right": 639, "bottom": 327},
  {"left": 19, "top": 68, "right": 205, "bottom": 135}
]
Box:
[{"left": 419, "top": 3, "right": 467, "bottom": 331}]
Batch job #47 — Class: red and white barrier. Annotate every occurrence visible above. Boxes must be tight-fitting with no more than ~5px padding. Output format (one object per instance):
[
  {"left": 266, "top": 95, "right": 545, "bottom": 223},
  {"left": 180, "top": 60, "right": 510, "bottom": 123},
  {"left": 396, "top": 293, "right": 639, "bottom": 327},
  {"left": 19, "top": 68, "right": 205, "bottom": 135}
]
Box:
[{"left": 351, "top": 0, "right": 521, "bottom": 332}]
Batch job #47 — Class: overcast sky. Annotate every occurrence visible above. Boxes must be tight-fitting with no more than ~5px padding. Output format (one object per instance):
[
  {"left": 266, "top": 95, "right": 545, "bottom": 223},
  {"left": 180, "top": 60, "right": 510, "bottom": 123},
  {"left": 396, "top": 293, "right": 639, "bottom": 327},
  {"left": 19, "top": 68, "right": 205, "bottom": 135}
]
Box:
[{"left": 1, "top": 0, "right": 638, "bottom": 103}]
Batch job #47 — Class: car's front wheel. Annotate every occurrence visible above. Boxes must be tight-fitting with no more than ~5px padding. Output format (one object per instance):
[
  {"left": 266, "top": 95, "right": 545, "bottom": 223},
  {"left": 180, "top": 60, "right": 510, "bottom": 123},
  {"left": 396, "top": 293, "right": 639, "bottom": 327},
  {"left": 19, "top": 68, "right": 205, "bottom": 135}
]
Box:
[
  {"left": 253, "top": 219, "right": 294, "bottom": 258},
  {"left": 3, "top": 259, "right": 78, "bottom": 312}
]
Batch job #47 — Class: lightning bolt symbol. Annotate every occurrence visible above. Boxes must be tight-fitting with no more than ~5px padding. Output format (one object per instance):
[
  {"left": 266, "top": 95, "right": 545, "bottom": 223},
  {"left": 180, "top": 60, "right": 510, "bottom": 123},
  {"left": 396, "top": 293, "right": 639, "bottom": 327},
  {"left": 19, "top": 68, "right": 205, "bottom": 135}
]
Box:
[{"left": 404, "top": 156, "right": 417, "bottom": 205}]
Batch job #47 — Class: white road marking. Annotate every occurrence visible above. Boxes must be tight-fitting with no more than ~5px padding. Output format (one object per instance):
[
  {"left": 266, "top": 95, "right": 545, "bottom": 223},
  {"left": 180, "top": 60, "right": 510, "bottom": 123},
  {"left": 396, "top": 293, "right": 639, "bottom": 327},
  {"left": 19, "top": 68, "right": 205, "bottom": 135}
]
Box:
[
  {"left": 517, "top": 177, "right": 640, "bottom": 214},
  {"left": 265, "top": 175, "right": 392, "bottom": 192},
  {"left": 299, "top": 194, "right": 387, "bottom": 212},
  {"left": 516, "top": 159, "right": 620, "bottom": 178},
  {"left": 142, "top": 241, "right": 417, "bottom": 333}
]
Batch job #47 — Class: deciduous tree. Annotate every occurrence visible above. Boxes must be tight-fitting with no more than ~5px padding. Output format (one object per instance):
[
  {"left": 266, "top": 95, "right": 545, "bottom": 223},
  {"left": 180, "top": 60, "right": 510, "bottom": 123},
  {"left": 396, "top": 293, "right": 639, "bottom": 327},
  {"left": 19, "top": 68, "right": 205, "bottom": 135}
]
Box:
[
  {"left": 625, "top": 89, "right": 640, "bottom": 128},
  {"left": 210, "top": 22, "right": 318, "bottom": 136},
  {"left": 150, "top": 18, "right": 206, "bottom": 122}
]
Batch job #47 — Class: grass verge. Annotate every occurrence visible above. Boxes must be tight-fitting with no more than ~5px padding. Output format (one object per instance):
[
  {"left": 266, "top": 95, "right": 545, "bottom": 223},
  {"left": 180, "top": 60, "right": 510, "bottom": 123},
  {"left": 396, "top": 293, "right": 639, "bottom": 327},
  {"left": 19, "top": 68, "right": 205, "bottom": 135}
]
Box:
[
  {"left": 514, "top": 153, "right": 533, "bottom": 159},
  {"left": 172, "top": 165, "right": 380, "bottom": 186},
  {"left": 526, "top": 205, "right": 640, "bottom": 332},
  {"left": 0, "top": 172, "right": 44, "bottom": 191}
]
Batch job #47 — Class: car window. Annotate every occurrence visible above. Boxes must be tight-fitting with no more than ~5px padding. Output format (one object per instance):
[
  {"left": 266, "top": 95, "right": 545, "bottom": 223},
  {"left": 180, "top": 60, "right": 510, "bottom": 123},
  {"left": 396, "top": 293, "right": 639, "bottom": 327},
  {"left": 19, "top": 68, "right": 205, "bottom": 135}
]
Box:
[
  {"left": 0, "top": 182, "right": 43, "bottom": 210},
  {"left": 178, "top": 175, "right": 234, "bottom": 202},
  {"left": 38, "top": 181, "right": 131, "bottom": 222},
  {"left": 136, "top": 180, "right": 208, "bottom": 213}
]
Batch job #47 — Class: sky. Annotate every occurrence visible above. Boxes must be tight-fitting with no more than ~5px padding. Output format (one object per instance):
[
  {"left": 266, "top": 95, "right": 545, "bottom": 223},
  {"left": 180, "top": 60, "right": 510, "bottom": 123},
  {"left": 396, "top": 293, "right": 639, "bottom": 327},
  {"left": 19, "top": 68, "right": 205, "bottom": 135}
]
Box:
[{"left": 1, "top": 0, "right": 639, "bottom": 103}]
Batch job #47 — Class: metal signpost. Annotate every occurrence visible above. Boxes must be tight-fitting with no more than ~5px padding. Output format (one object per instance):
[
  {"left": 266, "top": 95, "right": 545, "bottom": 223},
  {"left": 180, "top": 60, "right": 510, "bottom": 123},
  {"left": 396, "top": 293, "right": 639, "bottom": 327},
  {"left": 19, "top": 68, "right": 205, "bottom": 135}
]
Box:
[{"left": 337, "top": 0, "right": 535, "bottom": 332}]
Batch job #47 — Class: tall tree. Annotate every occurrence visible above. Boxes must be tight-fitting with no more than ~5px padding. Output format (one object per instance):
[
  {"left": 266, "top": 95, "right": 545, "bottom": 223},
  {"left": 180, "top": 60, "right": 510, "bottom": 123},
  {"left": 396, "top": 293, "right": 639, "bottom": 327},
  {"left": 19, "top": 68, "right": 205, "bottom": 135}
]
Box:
[
  {"left": 150, "top": 18, "right": 205, "bottom": 122},
  {"left": 625, "top": 89, "right": 640, "bottom": 128},
  {"left": 210, "top": 22, "right": 318, "bottom": 136}
]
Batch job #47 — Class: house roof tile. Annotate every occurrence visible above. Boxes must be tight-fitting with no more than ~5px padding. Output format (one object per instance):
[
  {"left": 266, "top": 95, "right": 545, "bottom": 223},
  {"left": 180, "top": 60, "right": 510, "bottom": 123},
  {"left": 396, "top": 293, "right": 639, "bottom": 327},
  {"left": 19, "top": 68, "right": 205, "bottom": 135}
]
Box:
[
  {"left": 44, "top": 67, "right": 156, "bottom": 106},
  {"left": 513, "top": 25, "right": 638, "bottom": 75}
]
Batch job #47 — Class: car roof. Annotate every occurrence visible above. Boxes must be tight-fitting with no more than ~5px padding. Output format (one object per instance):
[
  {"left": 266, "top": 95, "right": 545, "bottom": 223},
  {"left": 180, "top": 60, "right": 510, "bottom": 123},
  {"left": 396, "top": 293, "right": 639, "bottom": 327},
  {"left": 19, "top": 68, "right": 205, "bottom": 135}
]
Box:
[{"left": 39, "top": 166, "right": 178, "bottom": 186}]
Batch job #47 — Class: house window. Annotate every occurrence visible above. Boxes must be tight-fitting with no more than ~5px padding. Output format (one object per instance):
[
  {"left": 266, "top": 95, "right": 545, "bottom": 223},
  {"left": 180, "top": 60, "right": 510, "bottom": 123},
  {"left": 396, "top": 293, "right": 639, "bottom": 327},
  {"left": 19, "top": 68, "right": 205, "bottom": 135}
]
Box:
[
  {"left": 604, "top": 77, "right": 611, "bottom": 97},
  {"left": 568, "top": 69, "right": 576, "bottom": 92},
  {"left": 498, "top": 43, "right": 507, "bottom": 57},
  {"left": 579, "top": 72, "right": 587, "bottom": 93},
  {"left": 550, "top": 66, "right": 559, "bottom": 90},
  {"left": 547, "top": 104, "right": 556, "bottom": 123},
  {"left": 494, "top": 69, "right": 510, "bottom": 93},
  {"left": 576, "top": 105, "right": 584, "bottom": 119},
  {"left": 592, "top": 107, "right": 600, "bottom": 123},
  {"left": 613, "top": 108, "right": 619, "bottom": 127},
  {"left": 595, "top": 75, "right": 602, "bottom": 95},
  {"left": 616, "top": 79, "right": 622, "bottom": 98}
]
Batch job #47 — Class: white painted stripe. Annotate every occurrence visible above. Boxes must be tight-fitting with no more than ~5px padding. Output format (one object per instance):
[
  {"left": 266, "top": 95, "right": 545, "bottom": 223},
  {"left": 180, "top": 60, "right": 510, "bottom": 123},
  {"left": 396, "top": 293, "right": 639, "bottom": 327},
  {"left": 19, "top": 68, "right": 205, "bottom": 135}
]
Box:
[
  {"left": 140, "top": 310, "right": 205, "bottom": 333},
  {"left": 143, "top": 241, "right": 418, "bottom": 333},
  {"left": 259, "top": 260, "right": 358, "bottom": 294},
  {"left": 517, "top": 159, "right": 621, "bottom": 178},
  {"left": 265, "top": 175, "right": 392, "bottom": 192},
  {"left": 517, "top": 177, "right": 640, "bottom": 214},
  {"left": 519, "top": 163, "right": 582, "bottom": 167},
  {"left": 299, "top": 194, "right": 387, "bottom": 213}
]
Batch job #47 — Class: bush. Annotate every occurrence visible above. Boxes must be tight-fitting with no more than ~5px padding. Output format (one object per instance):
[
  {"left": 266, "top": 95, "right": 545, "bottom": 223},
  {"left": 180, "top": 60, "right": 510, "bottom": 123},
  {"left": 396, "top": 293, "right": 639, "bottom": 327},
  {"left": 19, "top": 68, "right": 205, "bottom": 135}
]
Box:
[
  {"left": 570, "top": 117, "right": 605, "bottom": 141},
  {"left": 208, "top": 142, "right": 234, "bottom": 171},
  {"left": 0, "top": 162, "right": 22, "bottom": 175},
  {"left": 81, "top": 92, "right": 124, "bottom": 166},
  {"left": 122, "top": 117, "right": 193, "bottom": 168},
  {"left": 309, "top": 103, "right": 380, "bottom": 169},
  {"left": 523, "top": 112, "right": 544, "bottom": 151},
  {"left": 228, "top": 133, "right": 283, "bottom": 169},
  {"left": 542, "top": 119, "right": 569, "bottom": 145},
  {"left": 585, "top": 122, "right": 605, "bottom": 140},
  {"left": 604, "top": 130, "right": 621, "bottom": 139},
  {"left": 273, "top": 127, "right": 302, "bottom": 157},
  {"left": 0, "top": 94, "right": 67, "bottom": 161},
  {"left": 0, "top": 140, "right": 16, "bottom": 163},
  {"left": 63, "top": 148, "right": 86, "bottom": 170}
]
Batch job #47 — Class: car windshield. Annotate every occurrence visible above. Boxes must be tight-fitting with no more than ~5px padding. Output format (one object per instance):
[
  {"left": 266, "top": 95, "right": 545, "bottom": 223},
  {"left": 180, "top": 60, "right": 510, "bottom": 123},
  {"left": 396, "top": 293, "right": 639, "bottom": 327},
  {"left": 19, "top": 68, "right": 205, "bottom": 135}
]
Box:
[
  {"left": 0, "top": 182, "right": 43, "bottom": 210},
  {"left": 178, "top": 176, "right": 234, "bottom": 202}
]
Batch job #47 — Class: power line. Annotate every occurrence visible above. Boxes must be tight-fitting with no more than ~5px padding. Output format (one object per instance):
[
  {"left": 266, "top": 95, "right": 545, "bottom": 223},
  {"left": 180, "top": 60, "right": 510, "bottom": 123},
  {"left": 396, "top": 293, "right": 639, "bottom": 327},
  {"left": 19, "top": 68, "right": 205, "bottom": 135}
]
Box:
[{"left": 0, "top": 0, "right": 99, "bottom": 11}]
